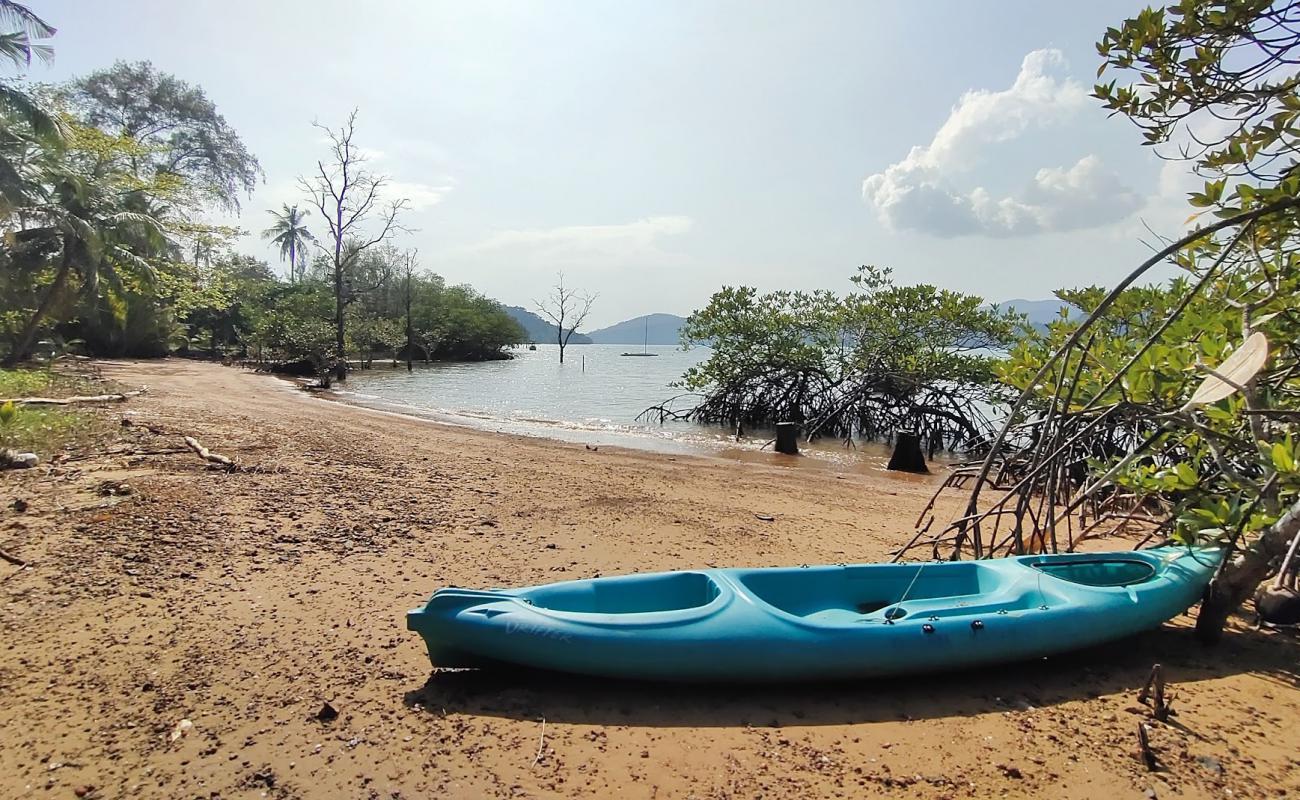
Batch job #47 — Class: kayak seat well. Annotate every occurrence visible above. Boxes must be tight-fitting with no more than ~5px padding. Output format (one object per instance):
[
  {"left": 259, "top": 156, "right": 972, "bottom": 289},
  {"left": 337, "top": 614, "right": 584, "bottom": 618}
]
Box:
[
  {"left": 1029, "top": 558, "right": 1157, "bottom": 587},
  {"left": 735, "top": 563, "right": 992, "bottom": 623},
  {"left": 522, "top": 571, "right": 723, "bottom": 614}
]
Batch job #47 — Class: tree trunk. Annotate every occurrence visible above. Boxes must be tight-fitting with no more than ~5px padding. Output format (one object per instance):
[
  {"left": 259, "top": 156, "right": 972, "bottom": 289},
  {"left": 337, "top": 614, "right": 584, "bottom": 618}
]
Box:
[
  {"left": 5, "top": 249, "right": 73, "bottom": 367},
  {"left": 405, "top": 274, "right": 413, "bottom": 373},
  {"left": 886, "top": 430, "right": 929, "bottom": 473},
  {"left": 1196, "top": 496, "right": 1300, "bottom": 643},
  {"left": 774, "top": 422, "right": 800, "bottom": 455}
]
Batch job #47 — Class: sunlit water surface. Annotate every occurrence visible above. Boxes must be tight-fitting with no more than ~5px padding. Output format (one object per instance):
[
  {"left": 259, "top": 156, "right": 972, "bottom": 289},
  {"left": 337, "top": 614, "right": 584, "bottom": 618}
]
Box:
[{"left": 338, "top": 344, "right": 942, "bottom": 476}]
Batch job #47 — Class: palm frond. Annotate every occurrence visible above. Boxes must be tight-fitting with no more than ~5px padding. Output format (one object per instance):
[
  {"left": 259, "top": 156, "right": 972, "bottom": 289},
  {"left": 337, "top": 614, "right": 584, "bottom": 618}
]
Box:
[
  {"left": 0, "top": 83, "right": 68, "bottom": 145},
  {"left": 0, "top": 2, "right": 55, "bottom": 40}
]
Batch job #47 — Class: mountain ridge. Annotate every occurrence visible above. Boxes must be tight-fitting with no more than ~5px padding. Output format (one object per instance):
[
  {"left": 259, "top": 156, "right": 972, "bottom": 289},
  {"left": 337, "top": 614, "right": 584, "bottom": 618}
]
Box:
[
  {"left": 587, "top": 313, "right": 688, "bottom": 345},
  {"left": 502, "top": 306, "right": 594, "bottom": 345}
]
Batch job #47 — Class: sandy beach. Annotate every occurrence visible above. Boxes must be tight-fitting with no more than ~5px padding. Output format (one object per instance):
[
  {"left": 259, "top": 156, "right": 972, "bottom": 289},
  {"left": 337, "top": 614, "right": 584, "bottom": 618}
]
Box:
[{"left": 1, "top": 359, "right": 1296, "bottom": 800}]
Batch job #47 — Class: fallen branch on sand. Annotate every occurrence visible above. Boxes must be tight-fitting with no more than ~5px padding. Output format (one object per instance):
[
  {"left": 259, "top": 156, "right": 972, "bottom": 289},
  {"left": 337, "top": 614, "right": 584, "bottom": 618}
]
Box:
[
  {"left": 0, "top": 388, "right": 147, "bottom": 406},
  {"left": 184, "top": 436, "right": 236, "bottom": 470},
  {"left": 0, "top": 547, "right": 27, "bottom": 567},
  {"left": 122, "top": 418, "right": 241, "bottom": 471}
]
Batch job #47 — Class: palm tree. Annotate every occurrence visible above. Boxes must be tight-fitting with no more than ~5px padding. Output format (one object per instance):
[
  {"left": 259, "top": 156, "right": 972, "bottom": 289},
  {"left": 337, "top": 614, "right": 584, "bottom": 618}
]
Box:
[
  {"left": 0, "top": 2, "right": 64, "bottom": 216},
  {"left": 0, "top": 1, "right": 53, "bottom": 68},
  {"left": 3, "top": 158, "right": 167, "bottom": 365},
  {"left": 262, "top": 204, "right": 317, "bottom": 283}
]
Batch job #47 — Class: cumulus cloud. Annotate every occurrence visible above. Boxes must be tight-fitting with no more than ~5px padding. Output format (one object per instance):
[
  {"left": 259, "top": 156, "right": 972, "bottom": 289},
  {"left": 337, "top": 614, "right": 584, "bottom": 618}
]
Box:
[
  {"left": 862, "top": 49, "right": 1142, "bottom": 237},
  {"left": 387, "top": 179, "right": 453, "bottom": 211}
]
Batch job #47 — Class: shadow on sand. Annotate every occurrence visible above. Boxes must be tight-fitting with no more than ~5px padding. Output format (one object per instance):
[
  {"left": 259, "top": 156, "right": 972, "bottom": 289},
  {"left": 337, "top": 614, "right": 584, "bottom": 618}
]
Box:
[{"left": 402, "top": 618, "right": 1298, "bottom": 728}]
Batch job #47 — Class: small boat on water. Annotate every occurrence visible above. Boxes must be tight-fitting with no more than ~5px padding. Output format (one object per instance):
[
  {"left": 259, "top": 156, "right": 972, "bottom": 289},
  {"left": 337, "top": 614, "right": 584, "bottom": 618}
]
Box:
[
  {"left": 620, "top": 317, "right": 660, "bottom": 357},
  {"left": 407, "top": 546, "right": 1219, "bottom": 682}
]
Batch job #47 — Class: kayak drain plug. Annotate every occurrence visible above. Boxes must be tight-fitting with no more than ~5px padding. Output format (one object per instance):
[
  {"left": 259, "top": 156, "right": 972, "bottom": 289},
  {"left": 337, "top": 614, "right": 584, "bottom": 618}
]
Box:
[
  {"left": 970, "top": 620, "right": 984, "bottom": 631},
  {"left": 922, "top": 624, "right": 935, "bottom": 634}
]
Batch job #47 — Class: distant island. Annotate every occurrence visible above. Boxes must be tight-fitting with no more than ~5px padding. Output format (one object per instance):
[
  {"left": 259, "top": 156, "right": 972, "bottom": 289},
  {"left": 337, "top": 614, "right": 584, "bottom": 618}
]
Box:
[
  {"left": 507, "top": 305, "right": 1068, "bottom": 345},
  {"left": 503, "top": 306, "right": 594, "bottom": 345},
  {"left": 587, "top": 314, "right": 688, "bottom": 345},
  {"left": 993, "top": 298, "right": 1078, "bottom": 332}
]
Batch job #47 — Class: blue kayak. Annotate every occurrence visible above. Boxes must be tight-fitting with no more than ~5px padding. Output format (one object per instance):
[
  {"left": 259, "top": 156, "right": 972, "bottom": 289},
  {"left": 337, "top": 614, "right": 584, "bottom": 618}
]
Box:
[{"left": 406, "top": 546, "right": 1219, "bottom": 682}]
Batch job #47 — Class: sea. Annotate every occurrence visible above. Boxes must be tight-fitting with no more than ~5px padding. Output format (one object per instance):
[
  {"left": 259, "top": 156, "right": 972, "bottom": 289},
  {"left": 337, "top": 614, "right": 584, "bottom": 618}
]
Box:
[{"left": 336, "top": 343, "right": 931, "bottom": 475}]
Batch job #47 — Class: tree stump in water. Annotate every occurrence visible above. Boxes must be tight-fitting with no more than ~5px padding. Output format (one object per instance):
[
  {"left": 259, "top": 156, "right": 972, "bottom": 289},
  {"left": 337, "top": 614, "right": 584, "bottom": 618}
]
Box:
[
  {"left": 774, "top": 422, "right": 800, "bottom": 455},
  {"left": 887, "top": 430, "right": 929, "bottom": 473}
]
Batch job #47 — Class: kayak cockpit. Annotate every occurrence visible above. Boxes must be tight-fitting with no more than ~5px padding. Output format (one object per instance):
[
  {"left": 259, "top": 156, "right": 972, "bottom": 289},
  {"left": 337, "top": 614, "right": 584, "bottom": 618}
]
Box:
[
  {"left": 731, "top": 562, "right": 998, "bottom": 625},
  {"left": 1028, "top": 557, "right": 1157, "bottom": 587},
  {"left": 521, "top": 571, "right": 723, "bottom": 614}
]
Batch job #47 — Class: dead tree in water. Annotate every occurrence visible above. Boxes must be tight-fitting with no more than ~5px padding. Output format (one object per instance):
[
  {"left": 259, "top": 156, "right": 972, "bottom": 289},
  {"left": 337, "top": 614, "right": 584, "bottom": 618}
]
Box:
[{"left": 534, "top": 272, "right": 595, "bottom": 364}]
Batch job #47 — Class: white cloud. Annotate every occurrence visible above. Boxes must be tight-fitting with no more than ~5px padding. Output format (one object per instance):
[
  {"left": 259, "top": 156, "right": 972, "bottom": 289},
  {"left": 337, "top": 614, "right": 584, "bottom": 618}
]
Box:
[
  {"left": 862, "top": 49, "right": 1142, "bottom": 237},
  {"left": 459, "top": 215, "right": 693, "bottom": 256},
  {"left": 387, "top": 179, "right": 453, "bottom": 211}
]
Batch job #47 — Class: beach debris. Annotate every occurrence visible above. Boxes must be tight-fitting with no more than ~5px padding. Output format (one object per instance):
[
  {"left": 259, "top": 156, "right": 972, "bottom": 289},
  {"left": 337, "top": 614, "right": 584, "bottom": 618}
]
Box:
[
  {"left": 0, "top": 388, "right": 146, "bottom": 406},
  {"left": 532, "top": 717, "right": 547, "bottom": 767},
  {"left": 1185, "top": 332, "right": 1269, "bottom": 408},
  {"left": 0, "top": 448, "right": 39, "bottom": 469},
  {"left": 183, "top": 436, "right": 236, "bottom": 470},
  {"left": 168, "top": 718, "right": 193, "bottom": 744},
  {"left": 11, "top": 497, "right": 27, "bottom": 512},
  {"left": 73, "top": 785, "right": 95, "bottom": 798},
  {"left": 0, "top": 546, "right": 28, "bottom": 567},
  {"left": 316, "top": 701, "right": 339, "bottom": 723},
  {"left": 755, "top": 513, "right": 776, "bottom": 522},
  {"left": 96, "top": 479, "right": 134, "bottom": 497}
]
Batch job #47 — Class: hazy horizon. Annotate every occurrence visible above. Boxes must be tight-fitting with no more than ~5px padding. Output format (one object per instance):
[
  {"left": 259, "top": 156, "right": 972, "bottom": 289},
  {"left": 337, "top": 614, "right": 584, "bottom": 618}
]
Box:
[{"left": 40, "top": 1, "right": 1191, "bottom": 327}]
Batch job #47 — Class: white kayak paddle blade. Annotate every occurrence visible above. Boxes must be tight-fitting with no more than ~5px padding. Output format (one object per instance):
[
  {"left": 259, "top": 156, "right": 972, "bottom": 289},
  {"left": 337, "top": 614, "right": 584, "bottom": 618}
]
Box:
[{"left": 1187, "top": 331, "right": 1269, "bottom": 407}]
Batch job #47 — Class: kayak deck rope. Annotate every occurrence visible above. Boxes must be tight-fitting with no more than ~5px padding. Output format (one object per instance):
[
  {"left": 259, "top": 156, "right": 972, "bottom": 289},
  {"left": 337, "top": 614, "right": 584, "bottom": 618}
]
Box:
[{"left": 888, "top": 561, "right": 930, "bottom": 624}]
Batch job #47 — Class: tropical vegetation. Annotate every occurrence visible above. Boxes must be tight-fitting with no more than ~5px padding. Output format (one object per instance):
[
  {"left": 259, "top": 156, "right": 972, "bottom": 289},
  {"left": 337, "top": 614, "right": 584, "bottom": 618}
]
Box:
[{"left": 0, "top": 7, "right": 523, "bottom": 377}]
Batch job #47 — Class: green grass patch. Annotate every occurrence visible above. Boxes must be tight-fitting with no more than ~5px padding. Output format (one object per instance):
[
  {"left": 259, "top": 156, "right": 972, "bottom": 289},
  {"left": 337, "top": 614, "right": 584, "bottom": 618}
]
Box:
[
  {"left": 0, "top": 367, "right": 54, "bottom": 398},
  {"left": 0, "top": 366, "right": 118, "bottom": 457}
]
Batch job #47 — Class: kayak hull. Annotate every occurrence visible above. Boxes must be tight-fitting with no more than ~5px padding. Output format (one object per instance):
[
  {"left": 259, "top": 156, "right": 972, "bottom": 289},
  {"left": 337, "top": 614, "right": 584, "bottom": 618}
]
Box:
[{"left": 406, "top": 547, "right": 1219, "bottom": 682}]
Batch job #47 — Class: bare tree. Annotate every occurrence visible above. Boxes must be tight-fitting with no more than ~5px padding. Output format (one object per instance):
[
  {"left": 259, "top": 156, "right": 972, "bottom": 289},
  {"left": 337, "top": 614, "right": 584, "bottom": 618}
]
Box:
[
  {"left": 402, "top": 248, "right": 418, "bottom": 372},
  {"left": 300, "top": 109, "right": 409, "bottom": 381},
  {"left": 534, "top": 272, "right": 596, "bottom": 364}
]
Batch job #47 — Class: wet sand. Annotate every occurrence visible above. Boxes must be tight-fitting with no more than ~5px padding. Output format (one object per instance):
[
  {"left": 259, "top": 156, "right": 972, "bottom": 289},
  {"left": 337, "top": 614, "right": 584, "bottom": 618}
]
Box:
[{"left": 0, "top": 358, "right": 1296, "bottom": 799}]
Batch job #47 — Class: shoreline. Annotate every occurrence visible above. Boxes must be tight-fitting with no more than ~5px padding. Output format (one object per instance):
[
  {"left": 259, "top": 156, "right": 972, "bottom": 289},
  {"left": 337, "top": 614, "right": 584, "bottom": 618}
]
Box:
[
  {"left": 1, "top": 358, "right": 1296, "bottom": 800},
  {"left": 311, "top": 367, "right": 955, "bottom": 480}
]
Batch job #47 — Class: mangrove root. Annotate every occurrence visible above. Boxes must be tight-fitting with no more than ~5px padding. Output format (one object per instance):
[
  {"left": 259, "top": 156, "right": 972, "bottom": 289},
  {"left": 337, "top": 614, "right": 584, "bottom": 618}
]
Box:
[
  {"left": 1137, "top": 723, "right": 1159, "bottom": 771},
  {"left": 1138, "top": 663, "right": 1174, "bottom": 722}
]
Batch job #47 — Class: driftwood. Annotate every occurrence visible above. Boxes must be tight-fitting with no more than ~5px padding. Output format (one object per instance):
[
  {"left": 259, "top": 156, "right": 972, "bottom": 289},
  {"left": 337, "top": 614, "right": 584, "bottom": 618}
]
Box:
[
  {"left": 0, "top": 388, "right": 146, "bottom": 406},
  {"left": 122, "top": 417, "right": 241, "bottom": 471},
  {"left": 183, "top": 436, "right": 236, "bottom": 470},
  {"left": 0, "top": 547, "right": 27, "bottom": 567}
]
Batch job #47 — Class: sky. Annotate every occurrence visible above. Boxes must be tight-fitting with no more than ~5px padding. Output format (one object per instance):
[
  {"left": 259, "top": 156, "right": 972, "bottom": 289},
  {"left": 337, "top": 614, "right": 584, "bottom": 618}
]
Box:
[{"left": 40, "top": 1, "right": 1198, "bottom": 328}]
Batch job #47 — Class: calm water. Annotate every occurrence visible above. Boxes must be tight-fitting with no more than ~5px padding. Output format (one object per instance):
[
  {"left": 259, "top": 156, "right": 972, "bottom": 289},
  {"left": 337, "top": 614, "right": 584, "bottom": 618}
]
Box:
[{"left": 339, "top": 343, "right": 923, "bottom": 473}]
